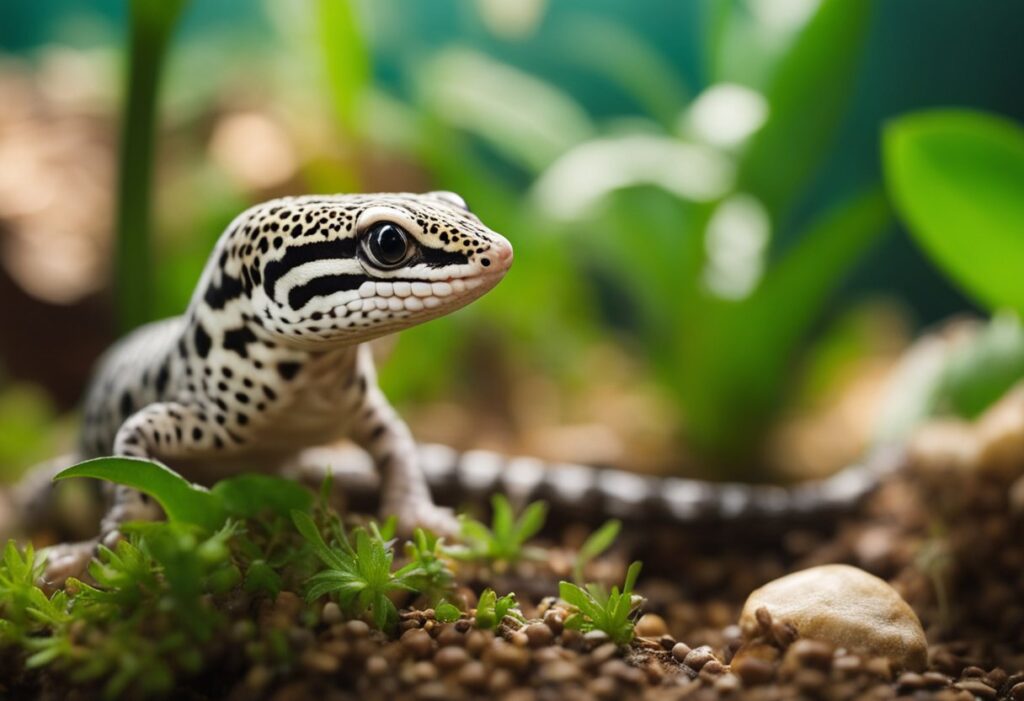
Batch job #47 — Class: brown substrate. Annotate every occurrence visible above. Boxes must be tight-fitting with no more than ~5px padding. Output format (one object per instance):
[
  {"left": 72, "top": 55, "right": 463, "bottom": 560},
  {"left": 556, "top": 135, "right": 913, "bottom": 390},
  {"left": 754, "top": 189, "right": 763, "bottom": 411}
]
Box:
[{"left": 7, "top": 446, "right": 1024, "bottom": 700}]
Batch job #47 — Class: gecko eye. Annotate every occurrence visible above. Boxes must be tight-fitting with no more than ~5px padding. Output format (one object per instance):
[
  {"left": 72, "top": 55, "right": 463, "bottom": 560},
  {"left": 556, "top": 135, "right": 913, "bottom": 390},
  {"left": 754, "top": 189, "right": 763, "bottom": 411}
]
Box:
[{"left": 364, "top": 222, "right": 413, "bottom": 269}]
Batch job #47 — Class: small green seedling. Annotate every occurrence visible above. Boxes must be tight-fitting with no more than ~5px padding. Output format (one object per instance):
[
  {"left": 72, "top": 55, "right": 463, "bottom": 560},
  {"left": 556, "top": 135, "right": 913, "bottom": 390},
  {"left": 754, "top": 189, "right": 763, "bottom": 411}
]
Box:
[
  {"left": 573, "top": 518, "right": 621, "bottom": 584},
  {"left": 291, "top": 510, "right": 420, "bottom": 631},
  {"left": 559, "top": 561, "right": 644, "bottom": 646},
  {"left": 474, "top": 588, "right": 524, "bottom": 629},
  {"left": 435, "top": 601, "right": 462, "bottom": 623},
  {"left": 404, "top": 528, "right": 455, "bottom": 603},
  {"left": 452, "top": 494, "right": 547, "bottom": 564}
]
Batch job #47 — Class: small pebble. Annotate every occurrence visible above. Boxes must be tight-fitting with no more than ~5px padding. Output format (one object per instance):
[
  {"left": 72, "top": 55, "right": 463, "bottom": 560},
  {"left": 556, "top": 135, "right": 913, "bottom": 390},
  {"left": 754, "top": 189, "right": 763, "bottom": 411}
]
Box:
[
  {"left": 591, "top": 643, "right": 618, "bottom": 665},
  {"left": 539, "top": 659, "right": 581, "bottom": 684},
  {"left": 634, "top": 613, "right": 668, "bottom": 638},
  {"left": 543, "top": 609, "right": 565, "bottom": 635},
  {"left": 435, "top": 645, "right": 469, "bottom": 671},
  {"left": 587, "top": 676, "right": 619, "bottom": 700},
  {"left": 365, "top": 655, "right": 388, "bottom": 677},
  {"left": 658, "top": 635, "right": 677, "bottom": 651},
  {"left": 413, "top": 681, "right": 448, "bottom": 701},
  {"left": 683, "top": 646, "right": 715, "bottom": 671},
  {"left": 714, "top": 673, "right": 741, "bottom": 694},
  {"left": 525, "top": 622, "right": 554, "bottom": 648},
  {"left": 733, "top": 655, "right": 774, "bottom": 685},
  {"left": 956, "top": 680, "right": 997, "bottom": 699},
  {"left": 457, "top": 660, "right": 487, "bottom": 690},
  {"left": 488, "top": 668, "right": 514, "bottom": 694},
  {"left": 400, "top": 628, "right": 434, "bottom": 658},
  {"left": 321, "top": 601, "right": 342, "bottom": 625},
  {"left": 509, "top": 631, "right": 529, "bottom": 648},
  {"left": 1010, "top": 681, "right": 1024, "bottom": 700},
  {"left": 436, "top": 626, "right": 465, "bottom": 648},
  {"left": 671, "top": 642, "right": 692, "bottom": 662},
  {"left": 300, "top": 650, "right": 339, "bottom": 674},
  {"left": 600, "top": 659, "right": 646, "bottom": 686},
  {"left": 344, "top": 619, "right": 370, "bottom": 638},
  {"left": 413, "top": 661, "right": 438, "bottom": 682},
  {"left": 489, "top": 640, "right": 530, "bottom": 672}
]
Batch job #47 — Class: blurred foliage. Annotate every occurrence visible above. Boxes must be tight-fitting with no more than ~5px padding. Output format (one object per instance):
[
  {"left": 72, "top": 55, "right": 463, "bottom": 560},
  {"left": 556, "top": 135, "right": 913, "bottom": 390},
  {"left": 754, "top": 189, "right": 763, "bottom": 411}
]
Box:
[
  {"left": 8, "top": 0, "right": 1023, "bottom": 480},
  {"left": 885, "top": 109, "right": 1024, "bottom": 317},
  {"left": 115, "top": 0, "right": 188, "bottom": 331},
  {"left": 879, "top": 109, "right": 1024, "bottom": 434}
]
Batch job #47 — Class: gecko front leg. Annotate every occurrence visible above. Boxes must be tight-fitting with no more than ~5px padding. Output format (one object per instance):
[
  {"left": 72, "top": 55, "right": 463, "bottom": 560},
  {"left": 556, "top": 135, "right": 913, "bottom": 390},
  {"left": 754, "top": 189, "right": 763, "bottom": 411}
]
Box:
[
  {"left": 349, "top": 360, "right": 457, "bottom": 536},
  {"left": 43, "top": 401, "right": 220, "bottom": 584}
]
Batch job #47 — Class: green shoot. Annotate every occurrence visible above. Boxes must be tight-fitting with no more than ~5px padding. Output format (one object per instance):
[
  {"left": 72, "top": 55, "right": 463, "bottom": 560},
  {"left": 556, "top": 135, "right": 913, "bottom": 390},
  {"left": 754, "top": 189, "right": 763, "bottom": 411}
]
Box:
[
  {"left": 452, "top": 494, "right": 547, "bottom": 564},
  {"left": 573, "top": 519, "right": 621, "bottom": 584},
  {"left": 435, "top": 601, "right": 462, "bottom": 623},
  {"left": 291, "top": 510, "right": 420, "bottom": 631},
  {"left": 559, "top": 561, "right": 644, "bottom": 646},
  {"left": 474, "top": 588, "right": 524, "bottom": 630},
  {"left": 403, "top": 528, "right": 455, "bottom": 604}
]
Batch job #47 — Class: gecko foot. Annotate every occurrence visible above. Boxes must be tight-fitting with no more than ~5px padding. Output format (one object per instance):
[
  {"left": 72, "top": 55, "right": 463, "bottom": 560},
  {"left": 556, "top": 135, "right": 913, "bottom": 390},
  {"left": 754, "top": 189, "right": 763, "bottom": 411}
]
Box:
[
  {"left": 39, "top": 538, "right": 99, "bottom": 589},
  {"left": 389, "top": 500, "right": 460, "bottom": 538}
]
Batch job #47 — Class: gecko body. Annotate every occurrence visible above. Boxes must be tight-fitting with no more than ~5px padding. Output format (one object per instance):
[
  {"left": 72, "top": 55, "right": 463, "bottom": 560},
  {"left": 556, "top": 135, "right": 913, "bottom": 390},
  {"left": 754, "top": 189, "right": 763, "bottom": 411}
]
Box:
[{"left": 30, "top": 191, "right": 511, "bottom": 578}]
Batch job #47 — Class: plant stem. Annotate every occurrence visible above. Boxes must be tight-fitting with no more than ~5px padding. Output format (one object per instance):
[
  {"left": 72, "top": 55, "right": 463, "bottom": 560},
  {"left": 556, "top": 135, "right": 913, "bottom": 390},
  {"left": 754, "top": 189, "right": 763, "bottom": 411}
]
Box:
[{"left": 114, "top": 0, "right": 187, "bottom": 332}]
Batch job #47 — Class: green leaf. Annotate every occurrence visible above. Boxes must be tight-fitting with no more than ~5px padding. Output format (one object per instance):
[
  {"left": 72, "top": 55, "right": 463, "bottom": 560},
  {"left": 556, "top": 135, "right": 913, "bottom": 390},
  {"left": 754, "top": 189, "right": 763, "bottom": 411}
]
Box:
[
  {"left": 884, "top": 109, "right": 1024, "bottom": 315},
  {"left": 677, "top": 189, "right": 890, "bottom": 468},
  {"left": 211, "top": 474, "right": 312, "bottom": 519},
  {"left": 736, "top": 0, "right": 872, "bottom": 223},
  {"left": 574, "top": 519, "right": 621, "bottom": 583},
  {"left": 435, "top": 602, "right": 462, "bottom": 623},
  {"left": 291, "top": 510, "right": 348, "bottom": 571},
  {"left": 244, "top": 560, "right": 282, "bottom": 598},
  {"left": 512, "top": 501, "right": 548, "bottom": 545},
  {"left": 55, "top": 457, "right": 225, "bottom": 531}
]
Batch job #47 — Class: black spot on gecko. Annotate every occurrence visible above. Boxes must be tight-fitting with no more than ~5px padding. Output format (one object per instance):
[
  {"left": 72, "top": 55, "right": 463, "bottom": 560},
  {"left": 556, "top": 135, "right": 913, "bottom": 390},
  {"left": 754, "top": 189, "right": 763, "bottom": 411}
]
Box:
[
  {"left": 277, "top": 362, "right": 301, "bottom": 380},
  {"left": 203, "top": 273, "right": 245, "bottom": 310},
  {"left": 194, "top": 323, "right": 212, "bottom": 359},
  {"left": 223, "top": 326, "right": 257, "bottom": 359},
  {"left": 119, "top": 392, "right": 134, "bottom": 418},
  {"left": 192, "top": 427, "right": 204, "bottom": 441},
  {"left": 155, "top": 363, "right": 170, "bottom": 395}
]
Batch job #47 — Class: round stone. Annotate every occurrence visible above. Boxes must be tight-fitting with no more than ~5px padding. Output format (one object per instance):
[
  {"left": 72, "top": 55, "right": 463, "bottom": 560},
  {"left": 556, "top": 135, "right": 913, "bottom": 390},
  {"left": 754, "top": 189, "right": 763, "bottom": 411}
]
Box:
[{"left": 740, "top": 564, "right": 927, "bottom": 671}]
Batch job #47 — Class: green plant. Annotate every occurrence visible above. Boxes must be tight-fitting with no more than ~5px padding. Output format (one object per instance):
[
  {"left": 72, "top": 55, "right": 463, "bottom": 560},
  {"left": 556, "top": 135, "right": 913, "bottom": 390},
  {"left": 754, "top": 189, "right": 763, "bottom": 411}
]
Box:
[
  {"left": 390, "top": 0, "right": 885, "bottom": 477},
  {"left": 473, "top": 588, "right": 524, "bottom": 630},
  {"left": 291, "top": 510, "right": 420, "bottom": 631},
  {"left": 403, "top": 528, "right": 455, "bottom": 604},
  {"left": 435, "top": 601, "right": 462, "bottom": 623},
  {"left": 452, "top": 495, "right": 547, "bottom": 565},
  {"left": 55, "top": 457, "right": 312, "bottom": 531},
  {"left": 878, "top": 109, "right": 1024, "bottom": 431},
  {"left": 885, "top": 109, "right": 1024, "bottom": 317},
  {"left": 573, "top": 519, "right": 621, "bottom": 584},
  {"left": 115, "top": 0, "right": 189, "bottom": 331},
  {"left": 559, "top": 561, "right": 643, "bottom": 646}
]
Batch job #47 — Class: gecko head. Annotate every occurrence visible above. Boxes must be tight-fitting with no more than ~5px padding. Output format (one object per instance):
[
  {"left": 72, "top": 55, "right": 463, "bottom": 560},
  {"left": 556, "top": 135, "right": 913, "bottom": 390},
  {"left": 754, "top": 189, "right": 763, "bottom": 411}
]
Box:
[{"left": 244, "top": 191, "right": 513, "bottom": 348}]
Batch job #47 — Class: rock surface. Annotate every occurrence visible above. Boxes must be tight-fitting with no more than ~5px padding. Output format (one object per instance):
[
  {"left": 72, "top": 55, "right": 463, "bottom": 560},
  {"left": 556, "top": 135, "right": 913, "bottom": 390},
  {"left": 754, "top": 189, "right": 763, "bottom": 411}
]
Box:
[{"left": 740, "top": 564, "right": 927, "bottom": 671}]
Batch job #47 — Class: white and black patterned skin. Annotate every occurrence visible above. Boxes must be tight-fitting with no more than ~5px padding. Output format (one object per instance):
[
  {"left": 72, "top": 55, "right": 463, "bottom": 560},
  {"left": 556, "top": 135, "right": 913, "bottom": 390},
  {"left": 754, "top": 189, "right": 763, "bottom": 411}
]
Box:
[{"left": 40, "top": 191, "right": 513, "bottom": 579}]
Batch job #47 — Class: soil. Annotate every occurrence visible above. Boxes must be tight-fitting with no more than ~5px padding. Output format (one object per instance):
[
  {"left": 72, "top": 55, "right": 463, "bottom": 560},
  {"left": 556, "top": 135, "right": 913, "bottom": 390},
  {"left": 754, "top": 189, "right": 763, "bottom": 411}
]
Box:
[{"left": 4, "top": 438, "right": 1023, "bottom": 701}]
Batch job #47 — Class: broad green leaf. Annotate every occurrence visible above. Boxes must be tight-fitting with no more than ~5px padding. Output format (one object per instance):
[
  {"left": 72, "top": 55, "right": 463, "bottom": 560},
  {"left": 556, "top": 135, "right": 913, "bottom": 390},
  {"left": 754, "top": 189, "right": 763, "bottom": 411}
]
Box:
[
  {"left": 737, "top": 0, "right": 872, "bottom": 223},
  {"left": 55, "top": 458, "right": 224, "bottom": 531},
  {"left": 884, "top": 109, "right": 1024, "bottom": 315},
  {"left": 211, "top": 475, "right": 312, "bottom": 519}
]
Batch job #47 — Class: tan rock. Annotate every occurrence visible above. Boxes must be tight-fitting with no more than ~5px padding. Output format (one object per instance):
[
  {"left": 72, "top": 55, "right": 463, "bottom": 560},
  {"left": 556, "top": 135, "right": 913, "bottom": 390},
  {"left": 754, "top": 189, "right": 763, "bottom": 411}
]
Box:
[{"left": 740, "top": 564, "right": 927, "bottom": 671}]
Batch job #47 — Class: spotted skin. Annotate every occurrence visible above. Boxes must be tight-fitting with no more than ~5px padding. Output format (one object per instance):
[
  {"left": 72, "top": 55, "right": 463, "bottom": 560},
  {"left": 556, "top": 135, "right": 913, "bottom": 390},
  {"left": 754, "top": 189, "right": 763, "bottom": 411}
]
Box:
[{"left": 39, "top": 191, "right": 513, "bottom": 581}]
